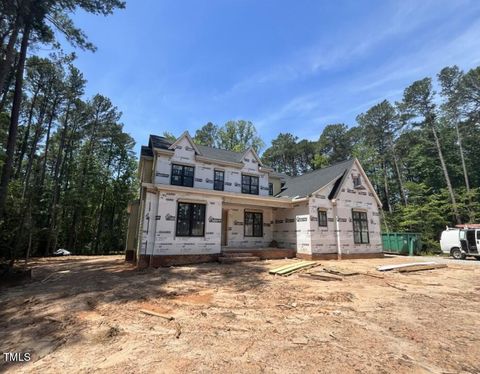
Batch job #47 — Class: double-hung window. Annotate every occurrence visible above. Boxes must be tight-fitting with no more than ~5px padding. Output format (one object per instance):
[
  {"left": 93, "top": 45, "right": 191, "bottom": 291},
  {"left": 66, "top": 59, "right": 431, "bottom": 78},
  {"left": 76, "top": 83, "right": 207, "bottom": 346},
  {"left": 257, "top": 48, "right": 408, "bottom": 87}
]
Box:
[
  {"left": 176, "top": 202, "right": 206, "bottom": 237},
  {"left": 352, "top": 210, "right": 369, "bottom": 244},
  {"left": 318, "top": 209, "right": 328, "bottom": 227},
  {"left": 244, "top": 211, "right": 263, "bottom": 237},
  {"left": 241, "top": 174, "right": 259, "bottom": 195},
  {"left": 214, "top": 170, "right": 224, "bottom": 191},
  {"left": 268, "top": 183, "right": 274, "bottom": 196},
  {"left": 171, "top": 164, "right": 194, "bottom": 187}
]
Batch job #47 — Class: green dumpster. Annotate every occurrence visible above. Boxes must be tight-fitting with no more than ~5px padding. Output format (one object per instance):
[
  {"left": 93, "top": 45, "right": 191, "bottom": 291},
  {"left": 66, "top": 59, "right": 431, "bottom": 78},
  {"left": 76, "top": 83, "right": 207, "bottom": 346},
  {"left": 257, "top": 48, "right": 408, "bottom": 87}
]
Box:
[{"left": 381, "top": 232, "right": 422, "bottom": 256}]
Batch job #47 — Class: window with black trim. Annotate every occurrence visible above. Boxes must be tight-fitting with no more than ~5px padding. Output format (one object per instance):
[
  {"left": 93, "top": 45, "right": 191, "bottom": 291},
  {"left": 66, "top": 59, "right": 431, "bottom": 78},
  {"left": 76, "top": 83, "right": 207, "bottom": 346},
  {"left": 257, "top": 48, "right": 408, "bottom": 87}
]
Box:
[
  {"left": 352, "top": 210, "right": 369, "bottom": 244},
  {"left": 244, "top": 211, "right": 263, "bottom": 237},
  {"left": 241, "top": 174, "right": 259, "bottom": 195},
  {"left": 318, "top": 209, "right": 327, "bottom": 227},
  {"left": 171, "top": 164, "right": 194, "bottom": 187},
  {"left": 214, "top": 170, "right": 224, "bottom": 191},
  {"left": 176, "top": 202, "right": 206, "bottom": 237},
  {"left": 269, "top": 183, "right": 273, "bottom": 196}
]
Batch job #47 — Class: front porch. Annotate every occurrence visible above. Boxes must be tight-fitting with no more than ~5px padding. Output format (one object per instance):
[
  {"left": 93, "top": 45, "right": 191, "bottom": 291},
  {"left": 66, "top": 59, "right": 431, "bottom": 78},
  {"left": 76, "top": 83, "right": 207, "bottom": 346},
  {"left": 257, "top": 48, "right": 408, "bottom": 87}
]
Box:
[{"left": 220, "top": 247, "right": 296, "bottom": 261}]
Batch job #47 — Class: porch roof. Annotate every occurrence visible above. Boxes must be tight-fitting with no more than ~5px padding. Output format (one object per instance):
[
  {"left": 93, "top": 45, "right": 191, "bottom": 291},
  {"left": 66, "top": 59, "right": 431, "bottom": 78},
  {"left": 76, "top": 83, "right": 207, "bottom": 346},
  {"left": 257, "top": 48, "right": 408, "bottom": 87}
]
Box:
[{"left": 142, "top": 183, "right": 300, "bottom": 208}]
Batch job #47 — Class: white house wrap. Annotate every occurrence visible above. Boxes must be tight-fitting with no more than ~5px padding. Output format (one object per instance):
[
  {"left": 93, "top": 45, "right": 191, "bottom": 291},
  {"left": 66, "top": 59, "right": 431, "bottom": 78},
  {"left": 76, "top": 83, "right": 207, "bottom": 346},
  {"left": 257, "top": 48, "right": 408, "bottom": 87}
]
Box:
[{"left": 126, "top": 131, "right": 384, "bottom": 266}]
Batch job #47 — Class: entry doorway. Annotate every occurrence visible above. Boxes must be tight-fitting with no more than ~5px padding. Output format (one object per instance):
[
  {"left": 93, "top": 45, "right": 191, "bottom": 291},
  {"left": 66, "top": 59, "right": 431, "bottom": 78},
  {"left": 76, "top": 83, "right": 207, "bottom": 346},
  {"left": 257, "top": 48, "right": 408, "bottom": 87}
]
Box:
[{"left": 221, "top": 209, "right": 228, "bottom": 246}]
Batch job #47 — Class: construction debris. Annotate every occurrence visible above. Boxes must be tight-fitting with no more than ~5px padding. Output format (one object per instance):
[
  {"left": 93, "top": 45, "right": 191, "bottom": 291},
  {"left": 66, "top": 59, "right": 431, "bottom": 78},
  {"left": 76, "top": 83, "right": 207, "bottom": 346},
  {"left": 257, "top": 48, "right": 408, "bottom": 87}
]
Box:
[
  {"left": 269, "top": 261, "right": 318, "bottom": 276},
  {"left": 299, "top": 272, "right": 343, "bottom": 281},
  {"left": 377, "top": 262, "right": 446, "bottom": 272},
  {"left": 322, "top": 266, "right": 359, "bottom": 276},
  {"left": 140, "top": 309, "right": 175, "bottom": 321},
  {"left": 397, "top": 264, "right": 447, "bottom": 273}
]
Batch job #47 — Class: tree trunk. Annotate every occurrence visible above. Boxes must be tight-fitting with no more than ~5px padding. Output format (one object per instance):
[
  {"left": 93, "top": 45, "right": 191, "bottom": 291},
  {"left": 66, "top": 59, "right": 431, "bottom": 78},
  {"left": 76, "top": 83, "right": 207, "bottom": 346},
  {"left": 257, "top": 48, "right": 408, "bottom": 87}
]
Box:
[
  {"left": 0, "top": 58, "right": 17, "bottom": 113},
  {"left": 40, "top": 97, "right": 60, "bottom": 188},
  {"left": 454, "top": 121, "right": 474, "bottom": 221},
  {"left": 0, "top": 22, "right": 31, "bottom": 224},
  {"left": 0, "top": 18, "right": 20, "bottom": 97},
  {"left": 21, "top": 122, "right": 42, "bottom": 199},
  {"left": 45, "top": 103, "right": 70, "bottom": 254},
  {"left": 382, "top": 159, "right": 392, "bottom": 213},
  {"left": 15, "top": 87, "right": 41, "bottom": 179},
  {"left": 93, "top": 139, "right": 116, "bottom": 253},
  {"left": 390, "top": 143, "right": 407, "bottom": 205},
  {"left": 430, "top": 120, "right": 461, "bottom": 224}
]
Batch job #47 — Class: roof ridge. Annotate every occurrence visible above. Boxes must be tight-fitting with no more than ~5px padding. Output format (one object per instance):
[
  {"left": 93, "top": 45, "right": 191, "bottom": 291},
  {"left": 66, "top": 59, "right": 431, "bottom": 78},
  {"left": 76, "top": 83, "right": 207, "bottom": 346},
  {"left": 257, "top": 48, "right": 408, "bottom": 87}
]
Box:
[
  {"left": 196, "top": 143, "right": 243, "bottom": 154},
  {"left": 288, "top": 158, "right": 354, "bottom": 179}
]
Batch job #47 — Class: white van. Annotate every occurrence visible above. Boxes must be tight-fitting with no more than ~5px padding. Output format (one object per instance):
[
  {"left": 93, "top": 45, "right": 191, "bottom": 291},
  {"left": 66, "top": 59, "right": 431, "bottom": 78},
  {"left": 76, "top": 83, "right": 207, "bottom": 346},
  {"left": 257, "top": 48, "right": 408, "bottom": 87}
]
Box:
[{"left": 440, "top": 227, "right": 480, "bottom": 260}]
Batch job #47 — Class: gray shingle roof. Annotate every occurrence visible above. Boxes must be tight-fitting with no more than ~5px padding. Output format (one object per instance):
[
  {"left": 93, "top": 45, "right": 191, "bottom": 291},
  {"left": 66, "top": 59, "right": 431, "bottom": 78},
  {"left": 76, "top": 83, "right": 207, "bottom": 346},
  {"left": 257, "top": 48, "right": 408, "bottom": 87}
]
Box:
[
  {"left": 149, "top": 135, "right": 172, "bottom": 150},
  {"left": 144, "top": 134, "right": 254, "bottom": 164},
  {"left": 277, "top": 159, "right": 355, "bottom": 198},
  {"left": 196, "top": 144, "right": 244, "bottom": 164},
  {"left": 140, "top": 145, "right": 153, "bottom": 157}
]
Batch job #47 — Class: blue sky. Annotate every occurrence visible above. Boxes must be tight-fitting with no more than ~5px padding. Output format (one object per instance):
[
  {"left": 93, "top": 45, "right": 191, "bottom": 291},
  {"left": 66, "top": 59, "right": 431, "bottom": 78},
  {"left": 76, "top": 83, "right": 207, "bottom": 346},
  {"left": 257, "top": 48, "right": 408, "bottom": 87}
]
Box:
[{"left": 64, "top": 0, "right": 480, "bottom": 154}]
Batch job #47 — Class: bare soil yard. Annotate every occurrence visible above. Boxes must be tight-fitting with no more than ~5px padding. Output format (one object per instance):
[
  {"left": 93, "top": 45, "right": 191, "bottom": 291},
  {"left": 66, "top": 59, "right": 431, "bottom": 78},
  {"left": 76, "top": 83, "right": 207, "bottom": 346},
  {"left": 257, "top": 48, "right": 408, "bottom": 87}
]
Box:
[{"left": 1, "top": 255, "right": 479, "bottom": 373}]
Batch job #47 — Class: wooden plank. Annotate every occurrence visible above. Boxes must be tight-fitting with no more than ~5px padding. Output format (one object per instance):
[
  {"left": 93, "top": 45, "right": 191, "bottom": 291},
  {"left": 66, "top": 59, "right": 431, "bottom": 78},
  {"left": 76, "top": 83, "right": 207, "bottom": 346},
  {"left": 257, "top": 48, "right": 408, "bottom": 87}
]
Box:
[
  {"left": 322, "top": 267, "right": 359, "bottom": 276},
  {"left": 269, "top": 261, "right": 313, "bottom": 273},
  {"left": 269, "top": 261, "right": 315, "bottom": 274},
  {"left": 300, "top": 272, "right": 343, "bottom": 281},
  {"left": 396, "top": 264, "right": 447, "bottom": 273},
  {"left": 275, "top": 262, "right": 318, "bottom": 276},
  {"left": 140, "top": 309, "right": 175, "bottom": 321},
  {"left": 377, "top": 262, "right": 438, "bottom": 272}
]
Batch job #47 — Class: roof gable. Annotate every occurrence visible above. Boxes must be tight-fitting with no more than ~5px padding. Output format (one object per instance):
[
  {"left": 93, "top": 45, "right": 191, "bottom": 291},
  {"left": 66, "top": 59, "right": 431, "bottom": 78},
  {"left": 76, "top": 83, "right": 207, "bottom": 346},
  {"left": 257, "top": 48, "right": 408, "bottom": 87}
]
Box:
[
  {"left": 168, "top": 131, "right": 201, "bottom": 155},
  {"left": 332, "top": 158, "right": 382, "bottom": 206},
  {"left": 241, "top": 147, "right": 263, "bottom": 166},
  {"left": 277, "top": 159, "right": 355, "bottom": 198}
]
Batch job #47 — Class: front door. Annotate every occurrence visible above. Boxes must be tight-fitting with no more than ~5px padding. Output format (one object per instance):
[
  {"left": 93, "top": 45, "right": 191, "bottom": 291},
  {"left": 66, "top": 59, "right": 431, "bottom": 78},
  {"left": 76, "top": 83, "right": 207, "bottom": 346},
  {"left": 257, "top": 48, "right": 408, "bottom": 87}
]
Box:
[{"left": 221, "top": 209, "right": 228, "bottom": 246}]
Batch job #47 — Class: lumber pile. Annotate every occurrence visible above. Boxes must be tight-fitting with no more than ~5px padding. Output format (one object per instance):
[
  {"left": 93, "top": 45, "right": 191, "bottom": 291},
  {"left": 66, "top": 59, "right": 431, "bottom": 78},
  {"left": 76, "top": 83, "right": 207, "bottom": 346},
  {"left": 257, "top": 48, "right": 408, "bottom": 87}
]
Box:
[
  {"left": 269, "top": 261, "right": 318, "bottom": 276},
  {"left": 322, "top": 266, "right": 359, "bottom": 276},
  {"left": 377, "top": 262, "right": 447, "bottom": 273}
]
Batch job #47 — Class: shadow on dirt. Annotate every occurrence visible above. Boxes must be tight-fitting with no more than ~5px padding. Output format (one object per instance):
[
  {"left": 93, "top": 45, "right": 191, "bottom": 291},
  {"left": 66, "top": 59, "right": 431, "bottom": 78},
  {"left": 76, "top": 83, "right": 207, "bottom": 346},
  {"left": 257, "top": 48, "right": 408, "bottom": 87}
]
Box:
[{"left": 0, "top": 255, "right": 269, "bottom": 371}]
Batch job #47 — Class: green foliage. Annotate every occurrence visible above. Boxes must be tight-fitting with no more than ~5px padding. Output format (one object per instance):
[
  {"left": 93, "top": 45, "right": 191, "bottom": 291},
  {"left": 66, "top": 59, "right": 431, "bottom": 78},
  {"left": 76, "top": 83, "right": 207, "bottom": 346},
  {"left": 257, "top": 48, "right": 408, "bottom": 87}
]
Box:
[
  {"left": 0, "top": 54, "right": 136, "bottom": 259},
  {"left": 162, "top": 131, "right": 176, "bottom": 142},
  {"left": 189, "top": 120, "right": 264, "bottom": 153},
  {"left": 259, "top": 65, "right": 480, "bottom": 252},
  {"left": 317, "top": 124, "right": 355, "bottom": 163},
  {"left": 193, "top": 122, "right": 218, "bottom": 147},
  {"left": 217, "top": 120, "right": 264, "bottom": 152}
]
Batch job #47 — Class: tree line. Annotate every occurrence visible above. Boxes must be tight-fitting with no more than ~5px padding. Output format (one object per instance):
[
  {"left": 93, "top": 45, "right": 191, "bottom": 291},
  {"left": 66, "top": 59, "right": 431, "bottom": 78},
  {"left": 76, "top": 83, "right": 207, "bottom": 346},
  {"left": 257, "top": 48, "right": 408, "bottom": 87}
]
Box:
[
  {"left": 190, "top": 65, "right": 480, "bottom": 251},
  {"left": 262, "top": 66, "right": 480, "bottom": 250},
  {"left": 0, "top": 0, "right": 134, "bottom": 265}
]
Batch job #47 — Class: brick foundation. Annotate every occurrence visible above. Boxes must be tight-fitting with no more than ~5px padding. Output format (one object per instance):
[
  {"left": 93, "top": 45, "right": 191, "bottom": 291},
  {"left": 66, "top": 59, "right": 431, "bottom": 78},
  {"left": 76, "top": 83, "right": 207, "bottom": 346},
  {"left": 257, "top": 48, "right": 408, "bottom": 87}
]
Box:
[
  {"left": 138, "top": 254, "right": 220, "bottom": 268},
  {"left": 223, "top": 248, "right": 296, "bottom": 259},
  {"left": 297, "top": 252, "right": 384, "bottom": 260}
]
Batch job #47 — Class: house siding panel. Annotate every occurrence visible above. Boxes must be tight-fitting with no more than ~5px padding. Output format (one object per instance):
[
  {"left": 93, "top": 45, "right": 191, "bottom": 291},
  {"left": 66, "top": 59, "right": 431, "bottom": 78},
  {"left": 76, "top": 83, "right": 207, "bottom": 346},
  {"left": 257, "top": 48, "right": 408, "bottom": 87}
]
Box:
[
  {"left": 272, "top": 203, "right": 310, "bottom": 253},
  {"left": 154, "top": 148, "right": 270, "bottom": 196},
  {"left": 225, "top": 204, "right": 273, "bottom": 248},
  {"left": 334, "top": 166, "right": 382, "bottom": 254},
  {"left": 142, "top": 190, "right": 223, "bottom": 256}
]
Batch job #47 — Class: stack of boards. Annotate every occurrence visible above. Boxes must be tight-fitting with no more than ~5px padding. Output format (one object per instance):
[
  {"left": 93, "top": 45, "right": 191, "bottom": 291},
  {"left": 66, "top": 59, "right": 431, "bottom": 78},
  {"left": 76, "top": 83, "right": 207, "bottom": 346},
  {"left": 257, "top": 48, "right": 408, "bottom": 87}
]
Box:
[{"left": 269, "top": 261, "right": 319, "bottom": 276}]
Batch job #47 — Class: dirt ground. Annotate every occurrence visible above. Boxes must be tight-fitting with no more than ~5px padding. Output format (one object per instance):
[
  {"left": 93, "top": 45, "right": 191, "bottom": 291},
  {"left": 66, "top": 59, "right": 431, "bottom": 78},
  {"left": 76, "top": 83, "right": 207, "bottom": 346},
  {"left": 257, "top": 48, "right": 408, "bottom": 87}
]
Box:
[{"left": 1, "top": 255, "right": 479, "bottom": 374}]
